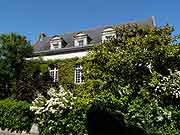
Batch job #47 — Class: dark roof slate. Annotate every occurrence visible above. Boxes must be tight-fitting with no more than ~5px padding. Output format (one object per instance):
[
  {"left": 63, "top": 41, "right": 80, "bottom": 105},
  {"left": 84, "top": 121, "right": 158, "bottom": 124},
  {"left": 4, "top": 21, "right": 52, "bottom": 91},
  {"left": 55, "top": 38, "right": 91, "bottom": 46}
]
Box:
[{"left": 33, "top": 16, "right": 155, "bottom": 54}]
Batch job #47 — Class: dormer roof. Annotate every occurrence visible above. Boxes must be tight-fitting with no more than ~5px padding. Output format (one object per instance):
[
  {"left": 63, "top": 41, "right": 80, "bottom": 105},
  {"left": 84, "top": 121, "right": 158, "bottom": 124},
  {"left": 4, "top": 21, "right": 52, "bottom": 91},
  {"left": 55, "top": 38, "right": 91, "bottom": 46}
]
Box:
[
  {"left": 74, "top": 32, "right": 87, "bottom": 38},
  {"left": 102, "top": 27, "right": 115, "bottom": 32}
]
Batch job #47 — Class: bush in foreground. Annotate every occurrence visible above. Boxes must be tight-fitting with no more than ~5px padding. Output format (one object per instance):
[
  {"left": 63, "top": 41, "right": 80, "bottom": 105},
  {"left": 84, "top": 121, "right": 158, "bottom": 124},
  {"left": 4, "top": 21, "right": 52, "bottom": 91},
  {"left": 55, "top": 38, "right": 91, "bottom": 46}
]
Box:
[
  {"left": 77, "top": 24, "right": 180, "bottom": 134},
  {"left": 0, "top": 98, "right": 34, "bottom": 132},
  {"left": 30, "top": 86, "right": 86, "bottom": 134}
]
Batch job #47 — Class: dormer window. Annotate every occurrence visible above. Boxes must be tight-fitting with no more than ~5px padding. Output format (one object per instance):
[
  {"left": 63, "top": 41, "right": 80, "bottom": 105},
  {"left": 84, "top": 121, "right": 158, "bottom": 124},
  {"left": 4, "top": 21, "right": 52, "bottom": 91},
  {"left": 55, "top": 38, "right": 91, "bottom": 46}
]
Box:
[
  {"left": 74, "top": 32, "right": 90, "bottom": 47},
  {"left": 78, "top": 40, "right": 84, "bottom": 46},
  {"left": 50, "top": 36, "right": 66, "bottom": 50},
  {"left": 102, "top": 27, "right": 116, "bottom": 42},
  {"left": 52, "top": 43, "right": 59, "bottom": 49},
  {"left": 105, "top": 35, "right": 113, "bottom": 40}
]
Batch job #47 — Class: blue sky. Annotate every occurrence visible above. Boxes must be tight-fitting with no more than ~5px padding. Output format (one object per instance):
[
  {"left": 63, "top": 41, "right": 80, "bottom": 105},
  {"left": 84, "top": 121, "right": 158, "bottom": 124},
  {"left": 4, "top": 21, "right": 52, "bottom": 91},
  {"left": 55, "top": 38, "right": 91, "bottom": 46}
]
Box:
[{"left": 0, "top": 0, "right": 179, "bottom": 43}]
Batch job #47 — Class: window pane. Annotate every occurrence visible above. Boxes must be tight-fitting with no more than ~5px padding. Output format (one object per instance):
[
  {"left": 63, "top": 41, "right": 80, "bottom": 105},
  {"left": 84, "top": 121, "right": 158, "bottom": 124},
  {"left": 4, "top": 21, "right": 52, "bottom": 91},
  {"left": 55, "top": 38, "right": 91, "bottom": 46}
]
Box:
[
  {"left": 76, "top": 64, "right": 80, "bottom": 68},
  {"left": 75, "top": 65, "right": 83, "bottom": 84},
  {"left": 49, "top": 67, "right": 58, "bottom": 82},
  {"left": 78, "top": 40, "right": 84, "bottom": 46},
  {"left": 53, "top": 43, "right": 59, "bottom": 48},
  {"left": 55, "top": 70, "right": 58, "bottom": 82},
  {"left": 106, "top": 36, "right": 112, "bottom": 40}
]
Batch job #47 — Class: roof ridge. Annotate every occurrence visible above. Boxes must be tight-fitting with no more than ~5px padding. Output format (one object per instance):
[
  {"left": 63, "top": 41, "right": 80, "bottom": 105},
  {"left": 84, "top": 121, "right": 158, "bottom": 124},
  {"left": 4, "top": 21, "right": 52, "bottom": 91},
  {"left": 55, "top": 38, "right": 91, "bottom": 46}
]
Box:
[
  {"left": 34, "top": 16, "right": 155, "bottom": 52},
  {"left": 58, "top": 16, "right": 155, "bottom": 36}
]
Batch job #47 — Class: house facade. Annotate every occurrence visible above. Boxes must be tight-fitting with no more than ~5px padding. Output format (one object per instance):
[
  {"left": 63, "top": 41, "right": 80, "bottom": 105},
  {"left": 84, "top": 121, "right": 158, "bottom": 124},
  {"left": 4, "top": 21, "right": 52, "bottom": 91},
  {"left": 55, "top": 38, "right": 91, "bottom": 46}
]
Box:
[{"left": 33, "top": 17, "right": 156, "bottom": 86}]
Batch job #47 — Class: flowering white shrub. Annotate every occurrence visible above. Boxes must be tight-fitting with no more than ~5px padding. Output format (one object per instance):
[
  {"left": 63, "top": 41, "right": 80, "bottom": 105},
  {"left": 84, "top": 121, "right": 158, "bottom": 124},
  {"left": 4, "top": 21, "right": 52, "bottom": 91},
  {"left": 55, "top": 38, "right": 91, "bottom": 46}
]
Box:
[
  {"left": 30, "top": 86, "right": 76, "bottom": 134},
  {"left": 154, "top": 70, "right": 180, "bottom": 99}
]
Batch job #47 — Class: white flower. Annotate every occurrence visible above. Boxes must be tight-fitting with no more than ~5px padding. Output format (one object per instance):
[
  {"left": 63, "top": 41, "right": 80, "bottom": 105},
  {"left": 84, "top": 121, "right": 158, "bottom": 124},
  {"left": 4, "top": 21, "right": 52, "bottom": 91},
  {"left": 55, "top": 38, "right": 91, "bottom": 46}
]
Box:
[
  {"left": 30, "top": 85, "right": 75, "bottom": 128},
  {"left": 157, "top": 116, "right": 164, "bottom": 122}
]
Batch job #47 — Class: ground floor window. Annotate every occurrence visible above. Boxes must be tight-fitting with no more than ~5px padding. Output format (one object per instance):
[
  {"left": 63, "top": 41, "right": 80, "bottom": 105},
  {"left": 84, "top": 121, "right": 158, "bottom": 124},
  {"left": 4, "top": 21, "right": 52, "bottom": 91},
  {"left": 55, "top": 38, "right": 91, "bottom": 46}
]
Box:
[
  {"left": 75, "top": 64, "right": 83, "bottom": 84},
  {"left": 49, "top": 66, "right": 58, "bottom": 82}
]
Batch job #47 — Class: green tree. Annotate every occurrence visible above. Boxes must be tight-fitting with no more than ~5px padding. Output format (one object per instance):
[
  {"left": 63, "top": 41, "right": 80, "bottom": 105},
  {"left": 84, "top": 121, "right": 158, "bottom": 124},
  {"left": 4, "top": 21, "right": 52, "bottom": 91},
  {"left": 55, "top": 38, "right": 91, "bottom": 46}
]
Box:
[
  {"left": 75, "top": 24, "right": 180, "bottom": 134},
  {"left": 15, "top": 59, "right": 54, "bottom": 101},
  {"left": 0, "top": 33, "right": 33, "bottom": 98}
]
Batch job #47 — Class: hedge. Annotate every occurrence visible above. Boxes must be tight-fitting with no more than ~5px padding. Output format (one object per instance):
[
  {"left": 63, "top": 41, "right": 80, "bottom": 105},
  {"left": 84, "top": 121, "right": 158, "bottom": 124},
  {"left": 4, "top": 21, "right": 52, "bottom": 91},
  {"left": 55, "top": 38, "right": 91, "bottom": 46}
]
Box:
[{"left": 0, "top": 98, "right": 34, "bottom": 132}]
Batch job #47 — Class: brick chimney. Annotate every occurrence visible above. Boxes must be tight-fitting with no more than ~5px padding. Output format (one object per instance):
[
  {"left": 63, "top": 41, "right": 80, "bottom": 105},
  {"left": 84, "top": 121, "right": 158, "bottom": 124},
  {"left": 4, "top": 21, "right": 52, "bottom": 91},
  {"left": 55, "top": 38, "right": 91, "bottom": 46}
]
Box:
[{"left": 38, "top": 32, "right": 46, "bottom": 41}]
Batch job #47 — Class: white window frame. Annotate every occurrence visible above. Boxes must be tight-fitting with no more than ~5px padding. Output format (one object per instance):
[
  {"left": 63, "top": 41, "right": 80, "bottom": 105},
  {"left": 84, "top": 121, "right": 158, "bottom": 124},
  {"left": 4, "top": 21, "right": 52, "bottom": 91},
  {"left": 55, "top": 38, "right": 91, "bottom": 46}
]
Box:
[
  {"left": 49, "top": 67, "right": 58, "bottom": 82},
  {"left": 52, "top": 43, "right": 59, "bottom": 49},
  {"left": 105, "top": 35, "right": 113, "bottom": 40},
  {"left": 74, "top": 64, "right": 83, "bottom": 84},
  {"left": 78, "top": 40, "right": 84, "bottom": 46},
  {"left": 50, "top": 36, "right": 63, "bottom": 50},
  {"left": 102, "top": 28, "right": 116, "bottom": 43},
  {"left": 74, "top": 33, "right": 88, "bottom": 47}
]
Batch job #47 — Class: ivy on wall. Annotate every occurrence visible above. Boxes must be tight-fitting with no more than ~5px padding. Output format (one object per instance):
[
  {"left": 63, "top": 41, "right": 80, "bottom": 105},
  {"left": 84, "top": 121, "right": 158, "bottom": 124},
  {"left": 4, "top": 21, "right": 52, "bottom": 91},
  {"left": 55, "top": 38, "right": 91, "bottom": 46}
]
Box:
[{"left": 36, "top": 57, "right": 81, "bottom": 91}]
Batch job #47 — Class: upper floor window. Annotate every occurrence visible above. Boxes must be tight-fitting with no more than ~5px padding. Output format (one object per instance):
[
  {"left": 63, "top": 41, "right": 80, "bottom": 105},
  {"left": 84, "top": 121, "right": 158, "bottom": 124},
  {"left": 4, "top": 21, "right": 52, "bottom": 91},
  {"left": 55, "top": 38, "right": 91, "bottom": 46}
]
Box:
[
  {"left": 74, "top": 32, "right": 90, "bottom": 47},
  {"left": 105, "top": 35, "right": 113, "bottom": 40},
  {"left": 102, "top": 27, "right": 116, "bottom": 42},
  {"left": 74, "top": 64, "right": 83, "bottom": 84},
  {"left": 52, "top": 43, "right": 59, "bottom": 49},
  {"left": 78, "top": 40, "right": 84, "bottom": 46},
  {"left": 49, "top": 66, "right": 58, "bottom": 82},
  {"left": 50, "top": 36, "right": 66, "bottom": 50}
]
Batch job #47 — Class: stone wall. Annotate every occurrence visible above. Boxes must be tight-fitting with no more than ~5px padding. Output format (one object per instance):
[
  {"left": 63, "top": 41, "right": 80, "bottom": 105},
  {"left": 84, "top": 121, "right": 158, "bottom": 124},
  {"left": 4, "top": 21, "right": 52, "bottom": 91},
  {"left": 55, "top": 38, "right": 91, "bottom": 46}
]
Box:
[
  {"left": 0, "top": 130, "right": 37, "bottom": 135},
  {"left": 0, "top": 124, "right": 39, "bottom": 135}
]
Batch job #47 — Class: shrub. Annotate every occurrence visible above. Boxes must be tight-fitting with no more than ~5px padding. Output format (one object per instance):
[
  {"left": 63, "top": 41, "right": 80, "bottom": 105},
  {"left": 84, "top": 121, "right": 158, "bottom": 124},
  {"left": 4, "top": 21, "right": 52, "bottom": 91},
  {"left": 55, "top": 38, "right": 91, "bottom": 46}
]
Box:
[
  {"left": 0, "top": 98, "right": 34, "bottom": 132},
  {"left": 77, "top": 24, "right": 180, "bottom": 134},
  {"left": 30, "top": 86, "right": 85, "bottom": 134}
]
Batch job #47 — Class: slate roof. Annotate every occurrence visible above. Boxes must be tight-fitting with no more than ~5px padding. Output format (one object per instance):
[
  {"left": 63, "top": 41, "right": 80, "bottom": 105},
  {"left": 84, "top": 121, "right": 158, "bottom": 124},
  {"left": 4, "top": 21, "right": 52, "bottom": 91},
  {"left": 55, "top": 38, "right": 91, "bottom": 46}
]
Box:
[{"left": 33, "top": 16, "right": 156, "bottom": 56}]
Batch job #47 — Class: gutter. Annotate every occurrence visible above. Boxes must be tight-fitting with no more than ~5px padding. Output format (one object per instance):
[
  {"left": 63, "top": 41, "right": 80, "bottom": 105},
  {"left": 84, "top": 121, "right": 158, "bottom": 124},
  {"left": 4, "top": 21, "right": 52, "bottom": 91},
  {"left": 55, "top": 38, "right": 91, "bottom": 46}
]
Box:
[{"left": 33, "top": 44, "right": 94, "bottom": 57}]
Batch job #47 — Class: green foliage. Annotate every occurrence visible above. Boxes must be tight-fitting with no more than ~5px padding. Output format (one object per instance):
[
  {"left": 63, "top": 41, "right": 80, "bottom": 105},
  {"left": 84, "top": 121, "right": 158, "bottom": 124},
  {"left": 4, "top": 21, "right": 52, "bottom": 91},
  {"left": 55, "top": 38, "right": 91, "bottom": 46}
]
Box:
[
  {"left": 0, "top": 33, "right": 33, "bottom": 98},
  {"left": 30, "top": 86, "right": 86, "bottom": 134},
  {"left": 82, "top": 24, "right": 180, "bottom": 92},
  {"left": 75, "top": 24, "right": 180, "bottom": 134},
  {"left": 39, "top": 58, "right": 79, "bottom": 90},
  {"left": 55, "top": 58, "right": 78, "bottom": 90},
  {"left": 14, "top": 59, "right": 52, "bottom": 101},
  {"left": 15, "top": 57, "right": 79, "bottom": 101},
  {"left": 29, "top": 24, "right": 180, "bottom": 134},
  {"left": 0, "top": 33, "right": 32, "bottom": 79},
  {"left": 0, "top": 98, "right": 34, "bottom": 132}
]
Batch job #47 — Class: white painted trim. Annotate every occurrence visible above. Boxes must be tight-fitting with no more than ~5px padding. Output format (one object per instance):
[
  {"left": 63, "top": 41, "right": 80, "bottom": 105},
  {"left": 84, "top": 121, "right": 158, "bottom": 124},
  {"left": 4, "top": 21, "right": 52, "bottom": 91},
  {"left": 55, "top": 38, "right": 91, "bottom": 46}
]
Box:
[
  {"left": 29, "top": 51, "right": 88, "bottom": 61},
  {"left": 152, "top": 16, "right": 156, "bottom": 27}
]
